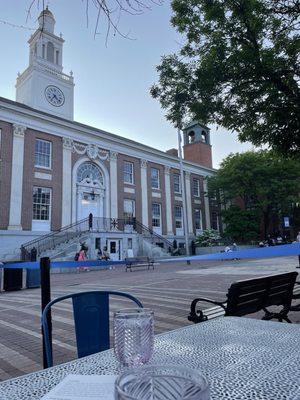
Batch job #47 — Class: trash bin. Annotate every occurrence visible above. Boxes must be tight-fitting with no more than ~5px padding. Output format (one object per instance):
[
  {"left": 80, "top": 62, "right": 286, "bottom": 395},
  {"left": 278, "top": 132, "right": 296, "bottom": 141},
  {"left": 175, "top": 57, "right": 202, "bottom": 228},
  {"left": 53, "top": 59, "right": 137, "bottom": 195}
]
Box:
[
  {"left": 3, "top": 262, "right": 23, "bottom": 291},
  {"left": 26, "top": 247, "right": 40, "bottom": 289}
]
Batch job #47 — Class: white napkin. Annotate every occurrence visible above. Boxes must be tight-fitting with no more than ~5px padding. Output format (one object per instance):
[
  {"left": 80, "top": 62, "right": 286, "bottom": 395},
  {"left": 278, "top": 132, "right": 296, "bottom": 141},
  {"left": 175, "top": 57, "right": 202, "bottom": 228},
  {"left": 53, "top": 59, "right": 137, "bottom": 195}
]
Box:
[{"left": 41, "top": 374, "right": 117, "bottom": 400}]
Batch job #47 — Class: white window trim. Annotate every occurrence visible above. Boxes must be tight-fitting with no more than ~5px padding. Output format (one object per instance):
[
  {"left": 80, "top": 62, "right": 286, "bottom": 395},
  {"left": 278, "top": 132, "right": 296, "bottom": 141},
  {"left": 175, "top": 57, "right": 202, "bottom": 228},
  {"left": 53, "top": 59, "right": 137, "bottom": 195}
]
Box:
[
  {"left": 175, "top": 205, "right": 183, "bottom": 228},
  {"left": 124, "top": 199, "right": 136, "bottom": 218},
  {"left": 151, "top": 167, "right": 160, "bottom": 190},
  {"left": 152, "top": 203, "right": 162, "bottom": 227},
  {"left": 193, "top": 178, "right": 200, "bottom": 197},
  {"left": 174, "top": 173, "right": 182, "bottom": 194},
  {"left": 32, "top": 186, "right": 52, "bottom": 231},
  {"left": 195, "top": 208, "right": 203, "bottom": 231},
  {"left": 123, "top": 161, "right": 134, "bottom": 185},
  {"left": 35, "top": 139, "right": 52, "bottom": 170}
]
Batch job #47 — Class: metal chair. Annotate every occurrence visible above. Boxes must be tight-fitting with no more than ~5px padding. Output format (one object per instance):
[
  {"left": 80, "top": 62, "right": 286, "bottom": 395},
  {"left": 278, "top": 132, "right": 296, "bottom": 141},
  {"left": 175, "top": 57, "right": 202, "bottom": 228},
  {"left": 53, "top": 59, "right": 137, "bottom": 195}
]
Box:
[{"left": 41, "top": 290, "right": 143, "bottom": 368}]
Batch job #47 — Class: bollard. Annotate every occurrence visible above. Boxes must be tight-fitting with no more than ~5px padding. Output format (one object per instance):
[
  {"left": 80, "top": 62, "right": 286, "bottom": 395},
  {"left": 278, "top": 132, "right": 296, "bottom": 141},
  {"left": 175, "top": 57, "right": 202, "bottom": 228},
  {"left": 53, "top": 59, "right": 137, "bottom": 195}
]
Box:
[{"left": 40, "top": 257, "right": 52, "bottom": 369}]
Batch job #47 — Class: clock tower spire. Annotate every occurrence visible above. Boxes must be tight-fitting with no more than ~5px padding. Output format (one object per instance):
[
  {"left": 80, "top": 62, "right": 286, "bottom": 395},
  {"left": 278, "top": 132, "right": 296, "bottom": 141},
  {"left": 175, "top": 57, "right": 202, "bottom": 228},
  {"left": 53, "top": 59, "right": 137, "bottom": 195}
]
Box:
[{"left": 15, "top": 7, "right": 74, "bottom": 120}]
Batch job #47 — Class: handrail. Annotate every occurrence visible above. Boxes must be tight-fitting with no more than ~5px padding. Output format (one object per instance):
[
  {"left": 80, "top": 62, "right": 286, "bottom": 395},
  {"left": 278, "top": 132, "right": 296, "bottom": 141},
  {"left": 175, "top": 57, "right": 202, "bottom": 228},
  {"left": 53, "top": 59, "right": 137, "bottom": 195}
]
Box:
[
  {"left": 133, "top": 219, "right": 175, "bottom": 252},
  {"left": 20, "top": 216, "right": 175, "bottom": 260},
  {"left": 21, "top": 217, "right": 90, "bottom": 259}
]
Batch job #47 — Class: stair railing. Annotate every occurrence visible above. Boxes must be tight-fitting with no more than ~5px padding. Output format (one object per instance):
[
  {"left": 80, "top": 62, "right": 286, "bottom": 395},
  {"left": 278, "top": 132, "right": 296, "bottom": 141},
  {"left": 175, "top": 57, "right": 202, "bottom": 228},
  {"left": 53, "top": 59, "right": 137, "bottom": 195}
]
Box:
[
  {"left": 21, "top": 218, "right": 90, "bottom": 260},
  {"left": 133, "top": 219, "right": 175, "bottom": 253},
  {"left": 21, "top": 216, "right": 176, "bottom": 260}
]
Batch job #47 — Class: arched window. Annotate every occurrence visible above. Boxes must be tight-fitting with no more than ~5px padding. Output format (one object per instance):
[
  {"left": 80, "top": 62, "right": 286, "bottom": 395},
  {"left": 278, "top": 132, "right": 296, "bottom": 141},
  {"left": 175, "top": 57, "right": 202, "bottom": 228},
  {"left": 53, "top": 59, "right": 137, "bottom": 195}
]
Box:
[
  {"left": 47, "top": 42, "right": 54, "bottom": 63},
  {"left": 188, "top": 130, "right": 195, "bottom": 143},
  {"left": 77, "top": 162, "right": 104, "bottom": 186},
  {"left": 201, "top": 130, "right": 207, "bottom": 143},
  {"left": 55, "top": 50, "right": 59, "bottom": 64}
]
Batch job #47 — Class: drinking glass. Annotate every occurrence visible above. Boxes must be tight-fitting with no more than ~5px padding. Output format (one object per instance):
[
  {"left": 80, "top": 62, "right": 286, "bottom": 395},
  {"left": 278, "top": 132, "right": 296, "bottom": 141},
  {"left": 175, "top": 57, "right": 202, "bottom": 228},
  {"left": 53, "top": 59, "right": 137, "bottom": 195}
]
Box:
[
  {"left": 115, "top": 365, "right": 210, "bottom": 400},
  {"left": 113, "top": 308, "right": 154, "bottom": 367}
]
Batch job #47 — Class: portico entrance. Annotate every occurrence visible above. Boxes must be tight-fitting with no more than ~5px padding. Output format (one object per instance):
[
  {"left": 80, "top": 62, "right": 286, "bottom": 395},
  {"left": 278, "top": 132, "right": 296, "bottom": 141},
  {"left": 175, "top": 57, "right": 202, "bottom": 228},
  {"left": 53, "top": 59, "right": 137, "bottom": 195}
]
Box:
[{"left": 76, "top": 162, "right": 105, "bottom": 220}]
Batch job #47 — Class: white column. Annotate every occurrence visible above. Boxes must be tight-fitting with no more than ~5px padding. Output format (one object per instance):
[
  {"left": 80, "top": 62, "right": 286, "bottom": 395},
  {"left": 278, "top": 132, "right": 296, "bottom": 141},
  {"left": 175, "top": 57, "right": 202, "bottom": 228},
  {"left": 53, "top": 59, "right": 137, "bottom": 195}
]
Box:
[
  {"left": 140, "top": 159, "right": 148, "bottom": 227},
  {"left": 164, "top": 166, "right": 173, "bottom": 235},
  {"left": 8, "top": 124, "right": 26, "bottom": 230},
  {"left": 110, "top": 151, "right": 118, "bottom": 219},
  {"left": 185, "top": 172, "right": 194, "bottom": 234},
  {"left": 61, "top": 138, "right": 73, "bottom": 227},
  {"left": 203, "top": 179, "right": 211, "bottom": 229}
]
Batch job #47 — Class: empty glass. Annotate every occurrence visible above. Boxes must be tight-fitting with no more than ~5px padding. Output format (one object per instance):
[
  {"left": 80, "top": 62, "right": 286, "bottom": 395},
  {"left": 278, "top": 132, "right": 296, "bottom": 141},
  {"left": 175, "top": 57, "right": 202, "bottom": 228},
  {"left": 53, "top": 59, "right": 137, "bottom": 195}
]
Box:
[
  {"left": 113, "top": 308, "right": 154, "bottom": 367},
  {"left": 115, "top": 365, "right": 210, "bottom": 400}
]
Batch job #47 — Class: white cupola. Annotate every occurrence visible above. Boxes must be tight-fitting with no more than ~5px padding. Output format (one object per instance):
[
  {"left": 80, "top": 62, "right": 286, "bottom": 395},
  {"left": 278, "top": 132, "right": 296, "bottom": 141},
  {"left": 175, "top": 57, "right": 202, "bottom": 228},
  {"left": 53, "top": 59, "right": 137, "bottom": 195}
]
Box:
[
  {"left": 38, "top": 6, "right": 56, "bottom": 33},
  {"left": 15, "top": 7, "right": 74, "bottom": 120}
]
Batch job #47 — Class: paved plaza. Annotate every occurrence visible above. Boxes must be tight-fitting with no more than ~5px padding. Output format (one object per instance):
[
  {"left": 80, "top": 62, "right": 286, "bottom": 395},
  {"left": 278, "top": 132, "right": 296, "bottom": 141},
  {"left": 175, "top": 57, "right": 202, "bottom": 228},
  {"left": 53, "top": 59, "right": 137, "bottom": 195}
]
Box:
[{"left": 0, "top": 256, "right": 299, "bottom": 381}]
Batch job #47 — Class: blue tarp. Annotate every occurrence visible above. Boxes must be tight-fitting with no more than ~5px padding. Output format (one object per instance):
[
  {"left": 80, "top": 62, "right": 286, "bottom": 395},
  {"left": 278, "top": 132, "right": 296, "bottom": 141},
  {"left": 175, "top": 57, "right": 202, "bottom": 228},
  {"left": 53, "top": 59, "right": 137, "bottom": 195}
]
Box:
[
  {"left": 162, "top": 243, "right": 300, "bottom": 263},
  {"left": 1, "top": 243, "right": 299, "bottom": 270},
  {"left": 0, "top": 260, "right": 124, "bottom": 270}
]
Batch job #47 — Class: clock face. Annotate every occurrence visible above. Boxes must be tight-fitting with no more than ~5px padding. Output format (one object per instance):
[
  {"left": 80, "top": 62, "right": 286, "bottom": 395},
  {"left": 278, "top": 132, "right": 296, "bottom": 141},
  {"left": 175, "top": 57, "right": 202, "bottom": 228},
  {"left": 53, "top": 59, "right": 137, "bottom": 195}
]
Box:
[{"left": 45, "top": 85, "right": 65, "bottom": 107}]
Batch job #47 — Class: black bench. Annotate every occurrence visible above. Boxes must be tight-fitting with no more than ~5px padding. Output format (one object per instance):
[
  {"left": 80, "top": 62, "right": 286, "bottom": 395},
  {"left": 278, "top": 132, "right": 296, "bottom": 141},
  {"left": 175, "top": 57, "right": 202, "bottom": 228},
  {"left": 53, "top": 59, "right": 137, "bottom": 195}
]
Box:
[
  {"left": 125, "top": 257, "right": 154, "bottom": 272},
  {"left": 188, "top": 272, "right": 298, "bottom": 324}
]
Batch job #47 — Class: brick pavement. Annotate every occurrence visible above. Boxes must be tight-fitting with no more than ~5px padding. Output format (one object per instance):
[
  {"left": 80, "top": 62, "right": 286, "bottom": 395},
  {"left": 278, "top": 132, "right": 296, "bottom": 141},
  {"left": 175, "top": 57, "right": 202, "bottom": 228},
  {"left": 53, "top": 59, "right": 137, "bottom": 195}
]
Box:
[{"left": 0, "top": 256, "right": 299, "bottom": 381}]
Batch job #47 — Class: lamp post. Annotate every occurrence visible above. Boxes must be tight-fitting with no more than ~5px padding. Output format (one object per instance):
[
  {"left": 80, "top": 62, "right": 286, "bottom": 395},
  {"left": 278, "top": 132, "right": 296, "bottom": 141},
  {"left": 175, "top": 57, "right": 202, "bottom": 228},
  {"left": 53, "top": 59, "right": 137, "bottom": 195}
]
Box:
[{"left": 177, "top": 126, "right": 190, "bottom": 260}]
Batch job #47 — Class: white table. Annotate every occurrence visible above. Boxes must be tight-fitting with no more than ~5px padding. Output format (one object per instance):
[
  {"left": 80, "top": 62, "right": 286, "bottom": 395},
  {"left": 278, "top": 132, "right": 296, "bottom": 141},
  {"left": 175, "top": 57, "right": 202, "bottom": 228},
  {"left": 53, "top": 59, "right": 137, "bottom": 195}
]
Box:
[{"left": 0, "top": 317, "right": 300, "bottom": 400}]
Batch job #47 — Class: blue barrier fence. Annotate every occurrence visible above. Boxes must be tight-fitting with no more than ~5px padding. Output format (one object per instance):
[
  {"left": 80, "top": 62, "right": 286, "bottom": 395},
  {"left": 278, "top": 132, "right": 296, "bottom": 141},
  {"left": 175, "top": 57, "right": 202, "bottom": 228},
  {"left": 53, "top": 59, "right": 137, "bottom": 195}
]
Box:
[
  {"left": 0, "top": 260, "right": 125, "bottom": 270},
  {"left": 1, "top": 243, "right": 300, "bottom": 270}
]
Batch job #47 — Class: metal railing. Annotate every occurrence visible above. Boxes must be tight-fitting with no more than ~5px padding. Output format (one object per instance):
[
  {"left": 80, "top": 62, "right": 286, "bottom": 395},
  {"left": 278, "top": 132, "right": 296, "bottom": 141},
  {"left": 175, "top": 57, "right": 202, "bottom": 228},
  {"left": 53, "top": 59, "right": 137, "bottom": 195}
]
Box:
[
  {"left": 21, "top": 216, "right": 176, "bottom": 260},
  {"left": 21, "top": 218, "right": 90, "bottom": 260},
  {"left": 133, "top": 219, "right": 175, "bottom": 253}
]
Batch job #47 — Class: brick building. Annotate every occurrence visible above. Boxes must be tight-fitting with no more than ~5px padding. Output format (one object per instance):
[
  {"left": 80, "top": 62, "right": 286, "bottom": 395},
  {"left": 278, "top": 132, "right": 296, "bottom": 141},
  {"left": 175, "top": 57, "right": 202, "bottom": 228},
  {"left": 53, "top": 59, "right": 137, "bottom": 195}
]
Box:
[{"left": 0, "top": 8, "right": 219, "bottom": 261}]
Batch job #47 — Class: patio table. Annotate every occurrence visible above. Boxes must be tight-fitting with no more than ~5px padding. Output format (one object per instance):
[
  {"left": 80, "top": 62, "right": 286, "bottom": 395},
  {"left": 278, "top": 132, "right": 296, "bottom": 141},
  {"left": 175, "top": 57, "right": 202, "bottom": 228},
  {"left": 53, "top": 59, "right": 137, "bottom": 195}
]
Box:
[{"left": 0, "top": 317, "right": 299, "bottom": 399}]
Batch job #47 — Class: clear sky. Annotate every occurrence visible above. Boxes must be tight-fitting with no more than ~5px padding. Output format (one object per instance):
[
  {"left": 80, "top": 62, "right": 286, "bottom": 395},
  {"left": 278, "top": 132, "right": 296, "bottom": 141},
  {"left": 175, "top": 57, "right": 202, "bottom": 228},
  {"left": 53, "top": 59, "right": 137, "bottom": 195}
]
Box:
[{"left": 0, "top": 0, "right": 252, "bottom": 168}]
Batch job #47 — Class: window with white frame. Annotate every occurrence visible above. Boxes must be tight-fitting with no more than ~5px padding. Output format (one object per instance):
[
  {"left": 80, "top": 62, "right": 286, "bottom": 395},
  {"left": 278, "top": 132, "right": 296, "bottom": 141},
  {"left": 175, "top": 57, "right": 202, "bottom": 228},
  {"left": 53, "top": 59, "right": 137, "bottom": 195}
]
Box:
[
  {"left": 152, "top": 203, "right": 161, "bottom": 227},
  {"left": 174, "top": 173, "right": 181, "bottom": 194},
  {"left": 151, "top": 168, "right": 160, "bottom": 189},
  {"left": 175, "top": 206, "right": 183, "bottom": 228},
  {"left": 128, "top": 238, "right": 133, "bottom": 250},
  {"left": 195, "top": 208, "right": 202, "bottom": 230},
  {"left": 193, "top": 178, "right": 200, "bottom": 197},
  {"left": 124, "top": 199, "right": 135, "bottom": 224},
  {"left": 123, "top": 161, "right": 134, "bottom": 184},
  {"left": 33, "top": 187, "right": 51, "bottom": 221},
  {"left": 35, "top": 139, "right": 51, "bottom": 168}
]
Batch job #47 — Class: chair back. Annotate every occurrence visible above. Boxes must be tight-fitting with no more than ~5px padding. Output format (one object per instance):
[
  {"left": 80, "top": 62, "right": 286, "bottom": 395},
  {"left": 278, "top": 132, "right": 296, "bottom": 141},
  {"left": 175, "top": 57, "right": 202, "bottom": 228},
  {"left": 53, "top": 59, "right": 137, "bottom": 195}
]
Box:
[
  {"left": 225, "top": 272, "right": 297, "bottom": 317},
  {"left": 42, "top": 290, "right": 143, "bottom": 368}
]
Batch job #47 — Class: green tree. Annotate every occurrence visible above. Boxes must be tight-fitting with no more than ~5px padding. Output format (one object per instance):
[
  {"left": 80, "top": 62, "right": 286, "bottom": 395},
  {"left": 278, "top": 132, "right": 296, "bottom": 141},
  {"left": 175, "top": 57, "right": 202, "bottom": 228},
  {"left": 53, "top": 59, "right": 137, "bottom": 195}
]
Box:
[
  {"left": 207, "top": 151, "right": 300, "bottom": 239},
  {"left": 151, "top": 0, "right": 300, "bottom": 154},
  {"left": 221, "top": 206, "right": 261, "bottom": 242}
]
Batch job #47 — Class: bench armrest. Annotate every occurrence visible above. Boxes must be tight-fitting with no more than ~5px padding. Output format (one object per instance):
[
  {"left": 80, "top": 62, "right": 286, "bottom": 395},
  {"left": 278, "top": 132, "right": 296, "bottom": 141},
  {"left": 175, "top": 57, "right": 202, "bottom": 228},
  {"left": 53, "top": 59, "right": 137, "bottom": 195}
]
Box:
[{"left": 188, "top": 297, "right": 226, "bottom": 324}]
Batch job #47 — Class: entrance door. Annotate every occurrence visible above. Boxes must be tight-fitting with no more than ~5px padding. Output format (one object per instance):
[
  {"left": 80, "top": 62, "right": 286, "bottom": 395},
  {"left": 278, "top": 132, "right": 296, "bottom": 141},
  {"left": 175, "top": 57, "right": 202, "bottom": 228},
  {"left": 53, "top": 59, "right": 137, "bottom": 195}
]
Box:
[
  {"left": 108, "top": 239, "right": 121, "bottom": 261},
  {"left": 78, "top": 192, "right": 100, "bottom": 220}
]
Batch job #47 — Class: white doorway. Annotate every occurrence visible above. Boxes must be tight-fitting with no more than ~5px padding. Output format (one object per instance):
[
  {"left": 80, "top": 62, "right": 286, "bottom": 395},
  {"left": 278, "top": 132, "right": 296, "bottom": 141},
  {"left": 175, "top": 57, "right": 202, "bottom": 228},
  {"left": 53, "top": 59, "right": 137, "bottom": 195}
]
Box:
[
  {"left": 76, "top": 162, "right": 105, "bottom": 221},
  {"left": 107, "top": 239, "right": 122, "bottom": 261}
]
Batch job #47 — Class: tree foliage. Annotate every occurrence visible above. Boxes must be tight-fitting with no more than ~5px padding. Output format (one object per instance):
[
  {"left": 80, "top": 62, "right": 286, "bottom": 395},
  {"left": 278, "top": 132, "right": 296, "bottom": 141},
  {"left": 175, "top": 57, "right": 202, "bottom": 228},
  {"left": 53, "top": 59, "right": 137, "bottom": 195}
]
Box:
[
  {"left": 221, "top": 206, "right": 261, "bottom": 242},
  {"left": 195, "top": 229, "right": 221, "bottom": 246},
  {"left": 151, "top": 0, "right": 300, "bottom": 154},
  {"left": 208, "top": 151, "right": 300, "bottom": 239}
]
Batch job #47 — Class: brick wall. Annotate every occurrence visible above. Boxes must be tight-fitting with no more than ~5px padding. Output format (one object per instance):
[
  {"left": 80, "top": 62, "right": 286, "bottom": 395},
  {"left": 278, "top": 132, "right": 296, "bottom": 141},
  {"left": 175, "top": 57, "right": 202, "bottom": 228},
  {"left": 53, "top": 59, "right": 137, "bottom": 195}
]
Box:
[{"left": 183, "top": 142, "right": 212, "bottom": 168}]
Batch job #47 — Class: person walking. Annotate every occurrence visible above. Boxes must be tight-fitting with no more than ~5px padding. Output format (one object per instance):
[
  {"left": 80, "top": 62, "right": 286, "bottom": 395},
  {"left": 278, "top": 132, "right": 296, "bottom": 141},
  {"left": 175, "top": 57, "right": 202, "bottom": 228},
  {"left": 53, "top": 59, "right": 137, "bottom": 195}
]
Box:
[{"left": 77, "top": 245, "right": 90, "bottom": 272}]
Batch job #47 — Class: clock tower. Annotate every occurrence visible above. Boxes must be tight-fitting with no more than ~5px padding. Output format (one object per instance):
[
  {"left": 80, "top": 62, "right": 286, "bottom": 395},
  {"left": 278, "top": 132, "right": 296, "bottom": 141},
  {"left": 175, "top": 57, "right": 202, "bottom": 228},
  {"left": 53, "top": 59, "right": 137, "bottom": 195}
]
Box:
[{"left": 15, "top": 7, "right": 74, "bottom": 120}]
